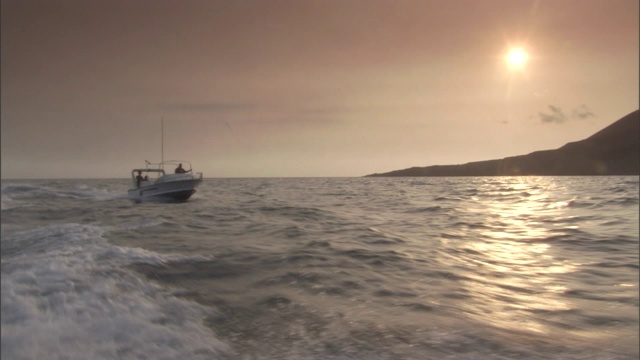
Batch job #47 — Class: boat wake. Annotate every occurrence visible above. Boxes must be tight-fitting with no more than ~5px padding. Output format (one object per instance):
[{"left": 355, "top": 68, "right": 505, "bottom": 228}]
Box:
[
  {"left": 2, "top": 182, "right": 125, "bottom": 207},
  {"left": 1, "top": 223, "right": 227, "bottom": 359}
]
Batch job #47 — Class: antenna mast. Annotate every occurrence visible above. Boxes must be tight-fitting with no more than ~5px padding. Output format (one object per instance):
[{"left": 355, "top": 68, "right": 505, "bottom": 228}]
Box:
[{"left": 161, "top": 117, "right": 165, "bottom": 168}]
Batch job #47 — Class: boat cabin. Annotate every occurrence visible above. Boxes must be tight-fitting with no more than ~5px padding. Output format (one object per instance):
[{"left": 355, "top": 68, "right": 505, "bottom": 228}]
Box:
[{"left": 130, "top": 160, "right": 200, "bottom": 189}]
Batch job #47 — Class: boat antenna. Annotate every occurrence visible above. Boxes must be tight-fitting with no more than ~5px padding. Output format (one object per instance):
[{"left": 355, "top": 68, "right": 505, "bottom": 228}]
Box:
[{"left": 161, "top": 117, "right": 164, "bottom": 169}]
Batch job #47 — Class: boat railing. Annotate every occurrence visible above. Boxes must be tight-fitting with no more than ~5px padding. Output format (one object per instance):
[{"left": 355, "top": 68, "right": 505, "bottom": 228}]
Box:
[
  {"left": 156, "top": 172, "right": 203, "bottom": 184},
  {"left": 131, "top": 161, "right": 202, "bottom": 187}
]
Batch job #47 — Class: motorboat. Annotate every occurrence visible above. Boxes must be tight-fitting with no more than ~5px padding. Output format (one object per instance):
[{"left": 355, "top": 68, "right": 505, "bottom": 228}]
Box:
[{"left": 128, "top": 160, "right": 203, "bottom": 202}]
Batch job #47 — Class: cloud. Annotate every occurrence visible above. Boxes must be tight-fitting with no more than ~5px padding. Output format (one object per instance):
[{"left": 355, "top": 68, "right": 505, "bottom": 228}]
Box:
[
  {"left": 538, "top": 104, "right": 595, "bottom": 124},
  {"left": 158, "top": 102, "right": 256, "bottom": 113},
  {"left": 539, "top": 105, "right": 567, "bottom": 123},
  {"left": 572, "top": 104, "right": 595, "bottom": 119}
]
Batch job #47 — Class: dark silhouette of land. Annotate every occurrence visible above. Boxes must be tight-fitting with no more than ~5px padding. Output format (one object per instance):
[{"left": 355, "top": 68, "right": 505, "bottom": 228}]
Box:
[{"left": 366, "top": 110, "right": 639, "bottom": 177}]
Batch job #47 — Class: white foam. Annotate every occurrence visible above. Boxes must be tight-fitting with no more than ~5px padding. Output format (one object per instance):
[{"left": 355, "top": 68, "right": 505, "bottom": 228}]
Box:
[
  {"left": 99, "top": 245, "right": 216, "bottom": 266},
  {"left": 1, "top": 223, "right": 227, "bottom": 359},
  {"left": 1, "top": 184, "right": 34, "bottom": 211},
  {"left": 1, "top": 195, "right": 20, "bottom": 211},
  {"left": 52, "top": 184, "right": 122, "bottom": 201},
  {"left": 1, "top": 182, "right": 125, "bottom": 204}
]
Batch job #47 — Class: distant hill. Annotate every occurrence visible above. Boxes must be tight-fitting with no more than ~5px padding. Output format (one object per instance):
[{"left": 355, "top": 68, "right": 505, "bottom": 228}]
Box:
[{"left": 366, "top": 110, "right": 640, "bottom": 177}]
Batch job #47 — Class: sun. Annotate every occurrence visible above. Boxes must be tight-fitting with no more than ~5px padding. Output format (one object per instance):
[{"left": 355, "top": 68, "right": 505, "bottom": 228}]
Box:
[{"left": 506, "top": 48, "right": 528, "bottom": 69}]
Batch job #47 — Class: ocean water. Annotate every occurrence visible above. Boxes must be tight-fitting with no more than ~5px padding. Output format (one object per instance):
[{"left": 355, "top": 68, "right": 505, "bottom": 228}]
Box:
[{"left": 1, "top": 176, "right": 638, "bottom": 360}]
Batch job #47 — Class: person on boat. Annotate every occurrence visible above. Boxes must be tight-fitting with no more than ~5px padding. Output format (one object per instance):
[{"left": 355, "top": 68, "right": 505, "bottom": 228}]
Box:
[
  {"left": 175, "top": 163, "right": 188, "bottom": 174},
  {"left": 136, "top": 171, "right": 144, "bottom": 187}
]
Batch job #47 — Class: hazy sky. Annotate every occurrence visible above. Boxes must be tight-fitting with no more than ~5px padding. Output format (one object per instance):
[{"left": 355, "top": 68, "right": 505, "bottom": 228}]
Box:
[{"left": 2, "top": 0, "right": 638, "bottom": 179}]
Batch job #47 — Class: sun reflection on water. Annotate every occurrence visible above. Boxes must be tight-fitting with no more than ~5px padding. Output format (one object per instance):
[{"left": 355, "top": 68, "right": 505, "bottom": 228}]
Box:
[{"left": 442, "top": 177, "right": 583, "bottom": 335}]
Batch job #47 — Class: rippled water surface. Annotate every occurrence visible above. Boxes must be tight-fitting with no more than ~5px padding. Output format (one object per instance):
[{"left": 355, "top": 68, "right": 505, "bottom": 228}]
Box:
[{"left": 2, "top": 176, "right": 638, "bottom": 359}]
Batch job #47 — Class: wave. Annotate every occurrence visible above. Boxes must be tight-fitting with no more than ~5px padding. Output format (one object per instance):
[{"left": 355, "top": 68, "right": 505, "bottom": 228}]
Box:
[
  {"left": 258, "top": 205, "right": 335, "bottom": 222},
  {"left": 1, "top": 195, "right": 22, "bottom": 211},
  {"left": 405, "top": 205, "right": 443, "bottom": 213},
  {"left": 1, "top": 182, "right": 126, "bottom": 212},
  {"left": 105, "top": 217, "right": 167, "bottom": 232},
  {"left": 1, "top": 223, "right": 227, "bottom": 359},
  {"left": 2, "top": 176, "right": 637, "bottom": 360}
]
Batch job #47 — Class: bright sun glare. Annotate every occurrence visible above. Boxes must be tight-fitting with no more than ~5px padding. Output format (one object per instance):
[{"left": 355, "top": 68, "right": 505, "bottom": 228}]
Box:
[{"left": 506, "top": 48, "right": 528, "bottom": 69}]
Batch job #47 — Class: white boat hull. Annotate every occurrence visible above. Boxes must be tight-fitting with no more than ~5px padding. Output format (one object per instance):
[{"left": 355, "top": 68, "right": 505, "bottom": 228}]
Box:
[{"left": 128, "top": 174, "right": 202, "bottom": 202}]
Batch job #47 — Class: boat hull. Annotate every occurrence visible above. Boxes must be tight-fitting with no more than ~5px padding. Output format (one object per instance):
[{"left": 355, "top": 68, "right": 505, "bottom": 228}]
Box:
[{"left": 128, "top": 178, "right": 202, "bottom": 202}]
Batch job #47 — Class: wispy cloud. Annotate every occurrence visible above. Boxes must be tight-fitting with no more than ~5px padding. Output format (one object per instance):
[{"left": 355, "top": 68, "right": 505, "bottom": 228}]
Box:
[
  {"left": 539, "top": 105, "right": 567, "bottom": 123},
  {"left": 538, "top": 104, "right": 595, "bottom": 124},
  {"left": 572, "top": 104, "right": 595, "bottom": 119},
  {"left": 158, "top": 102, "right": 256, "bottom": 113}
]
